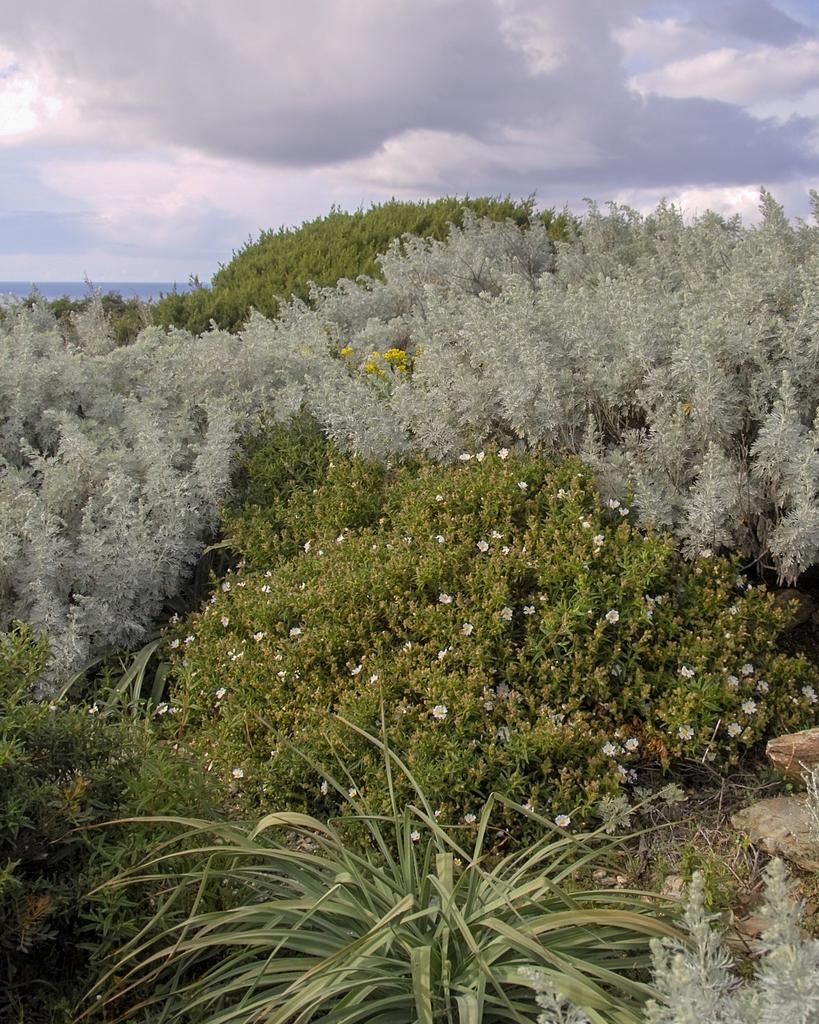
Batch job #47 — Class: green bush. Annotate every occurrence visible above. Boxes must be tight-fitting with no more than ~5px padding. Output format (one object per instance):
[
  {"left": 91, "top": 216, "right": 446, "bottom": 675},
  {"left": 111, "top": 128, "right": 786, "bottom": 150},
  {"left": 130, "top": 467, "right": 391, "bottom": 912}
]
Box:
[
  {"left": 170, "top": 443, "right": 819, "bottom": 831},
  {"left": 152, "top": 196, "right": 576, "bottom": 333},
  {"left": 0, "top": 624, "right": 223, "bottom": 1023},
  {"left": 89, "top": 731, "right": 680, "bottom": 1024}
]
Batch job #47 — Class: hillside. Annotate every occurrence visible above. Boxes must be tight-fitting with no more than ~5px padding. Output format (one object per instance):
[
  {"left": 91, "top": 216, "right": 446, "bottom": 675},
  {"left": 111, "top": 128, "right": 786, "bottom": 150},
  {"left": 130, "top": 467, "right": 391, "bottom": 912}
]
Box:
[{"left": 152, "top": 195, "right": 576, "bottom": 333}]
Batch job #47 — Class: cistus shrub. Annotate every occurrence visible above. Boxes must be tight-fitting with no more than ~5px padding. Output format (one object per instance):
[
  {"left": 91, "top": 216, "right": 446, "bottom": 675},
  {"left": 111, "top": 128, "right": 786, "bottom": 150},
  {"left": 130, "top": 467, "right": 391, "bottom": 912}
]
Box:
[
  {"left": 0, "top": 624, "right": 222, "bottom": 1023},
  {"left": 169, "top": 447, "right": 819, "bottom": 831}
]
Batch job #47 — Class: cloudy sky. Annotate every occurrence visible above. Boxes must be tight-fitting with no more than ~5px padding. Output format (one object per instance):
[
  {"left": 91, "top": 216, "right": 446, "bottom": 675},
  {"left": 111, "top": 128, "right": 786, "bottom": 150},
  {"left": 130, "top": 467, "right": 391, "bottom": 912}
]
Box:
[{"left": 1, "top": 0, "right": 818, "bottom": 282}]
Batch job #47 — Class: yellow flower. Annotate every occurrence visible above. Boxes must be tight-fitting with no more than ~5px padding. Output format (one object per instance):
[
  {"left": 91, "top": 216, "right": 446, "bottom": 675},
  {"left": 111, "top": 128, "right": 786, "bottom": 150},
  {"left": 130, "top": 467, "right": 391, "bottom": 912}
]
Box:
[{"left": 339, "top": 345, "right": 353, "bottom": 357}]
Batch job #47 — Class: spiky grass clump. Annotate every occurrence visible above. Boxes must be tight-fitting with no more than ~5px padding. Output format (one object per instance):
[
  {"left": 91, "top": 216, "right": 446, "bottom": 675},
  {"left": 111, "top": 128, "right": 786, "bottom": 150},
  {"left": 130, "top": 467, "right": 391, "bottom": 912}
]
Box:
[{"left": 88, "top": 726, "right": 681, "bottom": 1024}]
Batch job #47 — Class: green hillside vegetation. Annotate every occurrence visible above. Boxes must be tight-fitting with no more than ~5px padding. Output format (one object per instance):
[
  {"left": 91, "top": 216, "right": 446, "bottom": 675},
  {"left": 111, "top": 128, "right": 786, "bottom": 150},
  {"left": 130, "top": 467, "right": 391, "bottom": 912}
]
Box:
[
  {"left": 4, "top": 190, "right": 819, "bottom": 1022},
  {"left": 152, "top": 195, "right": 576, "bottom": 333}
]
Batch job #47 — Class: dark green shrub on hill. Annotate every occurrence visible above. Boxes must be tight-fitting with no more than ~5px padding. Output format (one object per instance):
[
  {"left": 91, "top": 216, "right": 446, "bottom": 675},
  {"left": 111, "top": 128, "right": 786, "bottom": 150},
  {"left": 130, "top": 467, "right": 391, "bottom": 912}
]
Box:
[
  {"left": 0, "top": 624, "right": 223, "bottom": 1023},
  {"left": 169, "top": 443, "right": 818, "bottom": 835},
  {"left": 153, "top": 196, "right": 576, "bottom": 333}
]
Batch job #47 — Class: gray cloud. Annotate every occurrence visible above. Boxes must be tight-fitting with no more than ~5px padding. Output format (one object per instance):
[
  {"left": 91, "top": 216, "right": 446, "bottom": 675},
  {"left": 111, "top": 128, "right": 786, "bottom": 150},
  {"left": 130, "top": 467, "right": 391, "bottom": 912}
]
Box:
[
  {"left": 1, "top": 0, "right": 818, "bottom": 216},
  {"left": 700, "top": 0, "right": 815, "bottom": 45}
]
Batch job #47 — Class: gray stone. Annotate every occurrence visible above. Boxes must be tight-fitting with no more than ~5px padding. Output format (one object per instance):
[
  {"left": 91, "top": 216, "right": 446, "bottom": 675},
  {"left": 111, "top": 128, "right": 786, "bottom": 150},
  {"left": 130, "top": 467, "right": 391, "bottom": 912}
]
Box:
[
  {"left": 732, "top": 796, "right": 819, "bottom": 872},
  {"left": 767, "top": 727, "right": 819, "bottom": 781}
]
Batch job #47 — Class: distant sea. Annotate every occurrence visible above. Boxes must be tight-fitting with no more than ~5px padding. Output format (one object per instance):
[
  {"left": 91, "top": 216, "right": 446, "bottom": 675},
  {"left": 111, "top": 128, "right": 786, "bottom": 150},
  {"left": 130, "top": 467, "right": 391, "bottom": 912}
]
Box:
[{"left": 0, "top": 281, "right": 201, "bottom": 303}]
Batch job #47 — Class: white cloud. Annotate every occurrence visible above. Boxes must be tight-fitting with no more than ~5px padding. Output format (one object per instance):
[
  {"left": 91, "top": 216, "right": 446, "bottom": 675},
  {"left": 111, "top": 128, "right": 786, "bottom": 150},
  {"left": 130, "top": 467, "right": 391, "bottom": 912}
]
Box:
[
  {"left": 0, "top": 52, "right": 65, "bottom": 142},
  {"left": 613, "top": 16, "right": 716, "bottom": 67},
  {"left": 631, "top": 39, "right": 819, "bottom": 107}
]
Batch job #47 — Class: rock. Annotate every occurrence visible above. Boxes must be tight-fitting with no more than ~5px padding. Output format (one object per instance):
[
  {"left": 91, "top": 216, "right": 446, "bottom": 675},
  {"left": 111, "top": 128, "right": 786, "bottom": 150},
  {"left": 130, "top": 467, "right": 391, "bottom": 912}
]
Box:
[
  {"left": 772, "top": 589, "right": 817, "bottom": 628},
  {"left": 767, "top": 728, "right": 819, "bottom": 781},
  {"left": 661, "top": 874, "right": 685, "bottom": 899},
  {"left": 731, "top": 796, "right": 819, "bottom": 872}
]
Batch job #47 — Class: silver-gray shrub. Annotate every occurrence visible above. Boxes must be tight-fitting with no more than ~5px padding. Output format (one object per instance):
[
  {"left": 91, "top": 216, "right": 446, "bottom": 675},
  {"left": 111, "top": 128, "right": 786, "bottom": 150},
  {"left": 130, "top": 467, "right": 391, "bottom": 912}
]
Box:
[
  {"left": 267, "top": 189, "right": 819, "bottom": 581},
  {"left": 644, "top": 860, "right": 819, "bottom": 1024},
  {"left": 0, "top": 297, "right": 281, "bottom": 686},
  {"left": 6, "top": 189, "right": 819, "bottom": 683}
]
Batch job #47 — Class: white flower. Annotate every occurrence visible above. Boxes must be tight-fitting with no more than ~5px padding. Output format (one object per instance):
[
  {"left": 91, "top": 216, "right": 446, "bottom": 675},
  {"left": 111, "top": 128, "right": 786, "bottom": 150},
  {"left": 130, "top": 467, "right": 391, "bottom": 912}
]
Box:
[
  {"left": 498, "top": 448, "right": 509, "bottom": 460},
  {"left": 523, "top": 605, "right": 535, "bottom": 616},
  {"left": 410, "top": 830, "right": 421, "bottom": 842},
  {"left": 475, "top": 451, "right": 485, "bottom": 462},
  {"left": 402, "top": 641, "right": 413, "bottom": 651},
  {"left": 500, "top": 606, "right": 513, "bottom": 621},
  {"left": 741, "top": 663, "right": 754, "bottom": 676},
  {"left": 289, "top": 626, "right": 302, "bottom": 637},
  {"left": 607, "top": 498, "right": 621, "bottom": 509},
  {"left": 464, "top": 812, "right": 477, "bottom": 824},
  {"left": 461, "top": 622, "right": 474, "bottom": 636},
  {"left": 229, "top": 650, "right": 244, "bottom": 662},
  {"left": 304, "top": 540, "right": 311, "bottom": 552},
  {"left": 592, "top": 534, "right": 605, "bottom": 547},
  {"left": 220, "top": 616, "right": 229, "bottom": 627},
  {"left": 184, "top": 635, "right": 195, "bottom": 645},
  {"left": 477, "top": 539, "right": 490, "bottom": 552},
  {"left": 231, "top": 768, "right": 244, "bottom": 779},
  {"left": 370, "top": 674, "right": 379, "bottom": 683},
  {"left": 491, "top": 530, "right": 503, "bottom": 539},
  {"left": 215, "top": 687, "right": 226, "bottom": 700},
  {"left": 459, "top": 452, "right": 472, "bottom": 462},
  {"left": 678, "top": 665, "right": 695, "bottom": 679},
  {"left": 483, "top": 700, "right": 494, "bottom": 711},
  {"left": 439, "top": 592, "right": 453, "bottom": 604},
  {"left": 619, "top": 507, "right": 630, "bottom": 517},
  {"left": 604, "top": 609, "right": 620, "bottom": 624},
  {"left": 260, "top": 584, "right": 271, "bottom": 593},
  {"left": 756, "top": 680, "right": 769, "bottom": 694},
  {"left": 625, "top": 737, "right": 639, "bottom": 752},
  {"left": 47, "top": 703, "right": 58, "bottom": 713},
  {"left": 517, "top": 480, "right": 528, "bottom": 491},
  {"left": 154, "top": 702, "right": 169, "bottom": 716},
  {"left": 580, "top": 519, "right": 591, "bottom": 529},
  {"left": 432, "top": 704, "right": 448, "bottom": 721},
  {"left": 348, "top": 787, "right": 358, "bottom": 798},
  {"left": 88, "top": 703, "right": 100, "bottom": 715},
  {"left": 802, "top": 685, "right": 818, "bottom": 703},
  {"left": 678, "top": 724, "right": 694, "bottom": 740},
  {"left": 554, "top": 814, "right": 571, "bottom": 828},
  {"left": 253, "top": 631, "right": 266, "bottom": 642},
  {"left": 336, "top": 533, "right": 346, "bottom": 544},
  {"left": 320, "top": 780, "right": 329, "bottom": 795},
  {"left": 741, "top": 699, "right": 757, "bottom": 715},
  {"left": 727, "top": 675, "right": 739, "bottom": 689},
  {"left": 727, "top": 722, "right": 742, "bottom": 737},
  {"left": 436, "top": 535, "right": 446, "bottom": 544},
  {"left": 602, "top": 741, "right": 619, "bottom": 757},
  {"left": 556, "top": 488, "right": 568, "bottom": 498},
  {"left": 437, "top": 648, "right": 449, "bottom": 661},
  {"left": 169, "top": 638, "right": 180, "bottom": 649},
  {"left": 351, "top": 664, "right": 363, "bottom": 676},
  {"left": 435, "top": 494, "right": 444, "bottom": 502}
]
